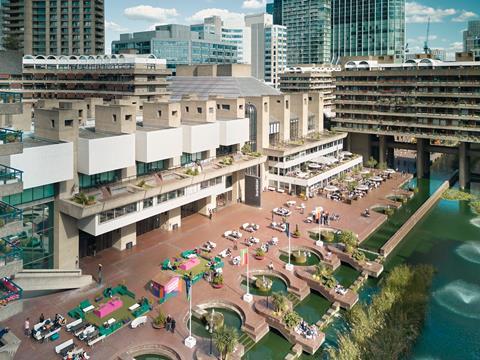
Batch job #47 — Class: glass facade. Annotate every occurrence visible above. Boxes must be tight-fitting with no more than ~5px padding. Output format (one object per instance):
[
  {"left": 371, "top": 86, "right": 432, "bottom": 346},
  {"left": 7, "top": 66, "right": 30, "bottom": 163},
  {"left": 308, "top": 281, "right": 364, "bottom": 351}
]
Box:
[
  {"left": 332, "top": 0, "right": 405, "bottom": 61},
  {"left": 79, "top": 170, "right": 121, "bottom": 189},
  {"left": 136, "top": 160, "right": 166, "bottom": 176},
  {"left": 3, "top": 185, "right": 55, "bottom": 269},
  {"left": 281, "top": 0, "right": 332, "bottom": 65},
  {"left": 181, "top": 152, "right": 205, "bottom": 166}
]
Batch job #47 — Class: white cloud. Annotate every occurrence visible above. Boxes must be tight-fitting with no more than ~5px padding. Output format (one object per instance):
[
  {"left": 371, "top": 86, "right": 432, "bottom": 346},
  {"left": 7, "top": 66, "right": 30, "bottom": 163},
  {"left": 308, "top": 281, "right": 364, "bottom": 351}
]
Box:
[
  {"left": 452, "top": 11, "right": 478, "bottom": 23},
  {"left": 105, "top": 21, "right": 127, "bottom": 32},
  {"left": 406, "top": 2, "right": 456, "bottom": 23},
  {"left": 186, "top": 8, "right": 245, "bottom": 27},
  {"left": 449, "top": 41, "right": 463, "bottom": 51},
  {"left": 242, "top": 0, "right": 266, "bottom": 10},
  {"left": 124, "top": 5, "right": 179, "bottom": 23}
]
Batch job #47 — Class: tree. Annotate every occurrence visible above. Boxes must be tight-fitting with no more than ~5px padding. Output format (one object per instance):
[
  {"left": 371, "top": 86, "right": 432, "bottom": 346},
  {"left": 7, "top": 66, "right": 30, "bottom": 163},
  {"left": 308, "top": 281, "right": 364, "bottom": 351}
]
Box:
[
  {"left": 3, "top": 35, "right": 21, "bottom": 51},
  {"left": 271, "top": 292, "right": 289, "bottom": 314},
  {"left": 366, "top": 156, "right": 378, "bottom": 169},
  {"left": 377, "top": 161, "right": 388, "bottom": 170},
  {"left": 337, "top": 230, "right": 358, "bottom": 248},
  {"left": 213, "top": 325, "right": 238, "bottom": 360}
]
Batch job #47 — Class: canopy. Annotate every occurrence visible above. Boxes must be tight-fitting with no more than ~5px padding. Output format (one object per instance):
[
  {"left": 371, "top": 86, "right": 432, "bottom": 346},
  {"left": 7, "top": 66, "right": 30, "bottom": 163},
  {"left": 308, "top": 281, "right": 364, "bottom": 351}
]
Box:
[
  {"left": 356, "top": 184, "right": 369, "bottom": 191},
  {"left": 324, "top": 185, "right": 339, "bottom": 192}
]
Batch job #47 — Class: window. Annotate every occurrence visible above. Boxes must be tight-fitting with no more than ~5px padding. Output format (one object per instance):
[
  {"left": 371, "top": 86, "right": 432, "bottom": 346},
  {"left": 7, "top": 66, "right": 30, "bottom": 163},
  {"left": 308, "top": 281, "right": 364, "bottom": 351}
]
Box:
[
  {"left": 143, "top": 198, "right": 153, "bottom": 208},
  {"left": 157, "top": 110, "right": 162, "bottom": 117},
  {"left": 50, "top": 120, "right": 55, "bottom": 128},
  {"left": 185, "top": 106, "right": 189, "bottom": 112},
  {"left": 221, "top": 104, "right": 230, "bottom": 110},
  {"left": 197, "top": 107, "right": 203, "bottom": 114},
  {"left": 112, "top": 114, "right": 117, "bottom": 122},
  {"left": 286, "top": 100, "right": 289, "bottom": 109},
  {"left": 64, "top": 119, "right": 73, "bottom": 127},
  {"left": 125, "top": 114, "right": 132, "bottom": 121},
  {"left": 172, "top": 110, "right": 178, "bottom": 116},
  {"left": 264, "top": 102, "right": 268, "bottom": 112}
]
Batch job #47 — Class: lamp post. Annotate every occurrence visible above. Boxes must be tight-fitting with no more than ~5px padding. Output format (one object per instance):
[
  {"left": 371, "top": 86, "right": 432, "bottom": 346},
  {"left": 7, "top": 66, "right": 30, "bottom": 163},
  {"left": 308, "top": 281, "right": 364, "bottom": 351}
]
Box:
[
  {"left": 285, "top": 222, "right": 293, "bottom": 271},
  {"left": 205, "top": 309, "right": 215, "bottom": 356}
]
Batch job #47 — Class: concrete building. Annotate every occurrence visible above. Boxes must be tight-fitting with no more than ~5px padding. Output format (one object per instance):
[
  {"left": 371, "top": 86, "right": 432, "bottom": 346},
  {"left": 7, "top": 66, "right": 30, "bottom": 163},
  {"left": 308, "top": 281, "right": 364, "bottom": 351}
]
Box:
[
  {"left": 332, "top": 0, "right": 405, "bottom": 62},
  {"left": 279, "top": 0, "right": 332, "bottom": 65},
  {"left": 463, "top": 20, "right": 480, "bottom": 53},
  {"left": 406, "top": 49, "right": 447, "bottom": 62},
  {"left": 111, "top": 22, "right": 238, "bottom": 71},
  {"left": 332, "top": 58, "right": 480, "bottom": 188},
  {"left": 279, "top": 64, "right": 341, "bottom": 118},
  {"left": 245, "top": 13, "right": 287, "bottom": 88},
  {"left": 171, "top": 64, "right": 361, "bottom": 195},
  {"left": 1, "top": 0, "right": 105, "bottom": 56},
  {"left": 21, "top": 54, "right": 170, "bottom": 102}
]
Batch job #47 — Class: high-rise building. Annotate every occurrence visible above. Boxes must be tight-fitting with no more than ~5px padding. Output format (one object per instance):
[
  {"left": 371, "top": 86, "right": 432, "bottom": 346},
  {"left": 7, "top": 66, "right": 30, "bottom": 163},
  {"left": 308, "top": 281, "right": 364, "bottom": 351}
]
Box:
[
  {"left": 245, "top": 13, "right": 287, "bottom": 88},
  {"left": 463, "top": 20, "right": 480, "bottom": 53},
  {"left": 280, "top": 0, "right": 332, "bottom": 65},
  {"left": 0, "top": 0, "right": 6, "bottom": 49},
  {"left": 332, "top": 0, "right": 405, "bottom": 62},
  {"left": 112, "top": 22, "right": 238, "bottom": 71},
  {"left": 1, "top": 0, "right": 105, "bottom": 55}
]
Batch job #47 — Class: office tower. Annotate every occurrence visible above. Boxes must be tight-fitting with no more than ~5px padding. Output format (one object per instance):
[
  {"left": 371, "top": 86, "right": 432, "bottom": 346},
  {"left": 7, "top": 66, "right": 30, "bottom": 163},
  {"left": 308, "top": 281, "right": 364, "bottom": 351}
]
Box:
[
  {"left": 1, "top": 0, "right": 105, "bottom": 55},
  {"left": 280, "top": 0, "right": 332, "bottom": 65},
  {"left": 266, "top": 2, "right": 274, "bottom": 15},
  {"left": 112, "top": 22, "right": 238, "bottom": 71},
  {"left": 332, "top": 0, "right": 405, "bottom": 62},
  {"left": 245, "top": 13, "right": 287, "bottom": 88},
  {"left": 267, "top": 0, "right": 283, "bottom": 25},
  {"left": 464, "top": 20, "right": 480, "bottom": 53},
  {"left": 191, "top": 16, "right": 251, "bottom": 64}
]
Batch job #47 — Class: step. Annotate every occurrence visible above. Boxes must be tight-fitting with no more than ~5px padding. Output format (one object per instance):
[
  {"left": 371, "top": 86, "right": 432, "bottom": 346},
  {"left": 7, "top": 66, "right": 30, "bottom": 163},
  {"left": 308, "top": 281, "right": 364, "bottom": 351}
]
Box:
[{"left": 15, "top": 269, "right": 93, "bottom": 291}]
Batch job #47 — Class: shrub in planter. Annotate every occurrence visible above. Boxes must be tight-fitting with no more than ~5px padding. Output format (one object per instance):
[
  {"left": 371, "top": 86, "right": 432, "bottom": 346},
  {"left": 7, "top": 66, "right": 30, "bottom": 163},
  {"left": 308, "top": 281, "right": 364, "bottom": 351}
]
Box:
[
  {"left": 152, "top": 310, "right": 167, "bottom": 329},
  {"left": 321, "top": 231, "right": 335, "bottom": 243},
  {"left": 212, "top": 274, "right": 224, "bottom": 288},
  {"left": 72, "top": 192, "right": 96, "bottom": 206},
  {"left": 185, "top": 168, "right": 200, "bottom": 176},
  {"left": 352, "top": 249, "right": 366, "bottom": 262},
  {"left": 385, "top": 207, "right": 395, "bottom": 217},
  {"left": 255, "top": 247, "right": 265, "bottom": 260},
  {"left": 283, "top": 311, "right": 301, "bottom": 329}
]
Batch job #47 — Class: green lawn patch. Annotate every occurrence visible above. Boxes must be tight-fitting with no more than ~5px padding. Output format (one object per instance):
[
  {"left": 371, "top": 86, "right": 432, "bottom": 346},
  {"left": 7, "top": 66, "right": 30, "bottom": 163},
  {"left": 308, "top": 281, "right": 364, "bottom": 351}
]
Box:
[{"left": 84, "top": 294, "right": 137, "bottom": 327}]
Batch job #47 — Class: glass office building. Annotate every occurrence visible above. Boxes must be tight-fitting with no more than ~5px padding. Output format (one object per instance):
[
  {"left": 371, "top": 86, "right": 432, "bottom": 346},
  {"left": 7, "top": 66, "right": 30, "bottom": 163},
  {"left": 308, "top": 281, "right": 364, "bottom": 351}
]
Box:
[
  {"left": 280, "top": 0, "right": 332, "bottom": 65},
  {"left": 332, "top": 0, "right": 405, "bottom": 62}
]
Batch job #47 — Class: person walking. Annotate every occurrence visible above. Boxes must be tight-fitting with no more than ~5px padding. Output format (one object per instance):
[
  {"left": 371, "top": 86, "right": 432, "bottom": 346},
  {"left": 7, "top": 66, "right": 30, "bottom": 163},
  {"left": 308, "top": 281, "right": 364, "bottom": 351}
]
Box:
[
  {"left": 97, "top": 264, "right": 103, "bottom": 285},
  {"left": 171, "top": 318, "right": 176, "bottom": 333},
  {"left": 166, "top": 314, "right": 172, "bottom": 332},
  {"left": 24, "top": 318, "right": 30, "bottom": 337}
]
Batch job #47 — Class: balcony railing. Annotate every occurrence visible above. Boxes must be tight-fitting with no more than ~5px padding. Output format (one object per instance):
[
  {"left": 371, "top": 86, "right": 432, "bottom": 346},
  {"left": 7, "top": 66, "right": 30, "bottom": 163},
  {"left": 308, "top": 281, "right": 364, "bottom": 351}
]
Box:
[
  {"left": 0, "top": 202, "right": 22, "bottom": 227},
  {"left": 0, "top": 277, "right": 23, "bottom": 303},
  {"left": 0, "top": 237, "right": 22, "bottom": 266},
  {"left": 0, "top": 92, "right": 22, "bottom": 104},
  {"left": 0, "top": 165, "right": 23, "bottom": 185},
  {"left": 0, "top": 128, "right": 23, "bottom": 144}
]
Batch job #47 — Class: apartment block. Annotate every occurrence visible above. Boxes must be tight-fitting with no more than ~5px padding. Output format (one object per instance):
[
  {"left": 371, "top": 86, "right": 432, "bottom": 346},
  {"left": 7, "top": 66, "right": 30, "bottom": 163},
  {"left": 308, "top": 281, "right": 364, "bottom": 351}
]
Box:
[
  {"left": 245, "top": 13, "right": 287, "bottom": 88},
  {"left": 332, "top": 0, "right": 405, "bottom": 62},
  {"left": 21, "top": 54, "right": 171, "bottom": 102},
  {"left": 1, "top": 0, "right": 105, "bottom": 55},
  {"left": 333, "top": 58, "right": 480, "bottom": 187},
  {"left": 280, "top": 65, "right": 341, "bottom": 117}
]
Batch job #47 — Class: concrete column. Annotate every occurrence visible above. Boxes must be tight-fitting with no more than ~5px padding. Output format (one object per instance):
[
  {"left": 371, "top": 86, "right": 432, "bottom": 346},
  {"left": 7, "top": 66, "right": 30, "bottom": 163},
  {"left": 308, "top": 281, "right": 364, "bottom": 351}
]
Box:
[
  {"left": 113, "top": 223, "right": 136, "bottom": 251},
  {"left": 169, "top": 156, "right": 181, "bottom": 168},
  {"left": 122, "top": 165, "right": 136, "bottom": 180},
  {"left": 232, "top": 171, "right": 246, "bottom": 203},
  {"left": 416, "top": 139, "right": 430, "bottom": 179},
  {"left": 379, "top": 135, "right": 387, "bottom": 165},
  {"left": 53, "top": 210, "right": 79, "bottom": 269},
  {"left": 164, "top": 207, "right": 181, "bottom": 230},
  {"left": 198, "top": 195, "right": 217, "bottom": 216},
  {"left": 459, "top": 142, "right": 470, "bottom": 189},
  {"left": 207, "top": 148, "right": 217, "bottom": 159}
]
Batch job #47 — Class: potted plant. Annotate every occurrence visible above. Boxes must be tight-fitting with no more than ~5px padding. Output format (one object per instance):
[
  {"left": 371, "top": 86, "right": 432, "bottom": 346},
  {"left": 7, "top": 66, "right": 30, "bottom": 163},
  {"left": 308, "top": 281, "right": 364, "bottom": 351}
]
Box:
[
  {"left": 255, "top": 247, "right": 265, "bottom": 260},
  {"left": 271, "top": 292, "right": 289, "bottom": 315},
  {"left": 72, "top": 192, "right": 96, "bottom": 206},
  {"left": 213, "top": 325, "right": 239, "bottom": 360},
  {"left": 292, "top": 224, "right": 301, "bottom": 238},
  {"left": 152, "top": 309, "right": 167, "bottom": 329},
  {"left": 282, "top": 310, "right": 301, "bottom": 330},
  {"left": 212, "top": 274, "right": 224, "bottom": 289}
]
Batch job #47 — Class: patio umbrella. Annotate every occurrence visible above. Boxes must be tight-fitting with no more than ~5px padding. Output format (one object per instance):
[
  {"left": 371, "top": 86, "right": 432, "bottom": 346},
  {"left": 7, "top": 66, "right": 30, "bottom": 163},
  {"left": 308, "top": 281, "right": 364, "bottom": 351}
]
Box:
[
  {"left": 344, "top": 177, "right": 355, "bottom": 183},
  {"left": 324, "top": 185, "right": 339, "bottom": 192},
  {"left": 356, "top": 184, "right": 369, "bottom": 191},
  {"left": 370, "top": 176, "right": 383, "bottom": 182},
  {"left": 360, "top": 169, "right": 370, "bottom": 175},
  {"left": 384, "top": 168, "right": 396, "bottom": 174}
]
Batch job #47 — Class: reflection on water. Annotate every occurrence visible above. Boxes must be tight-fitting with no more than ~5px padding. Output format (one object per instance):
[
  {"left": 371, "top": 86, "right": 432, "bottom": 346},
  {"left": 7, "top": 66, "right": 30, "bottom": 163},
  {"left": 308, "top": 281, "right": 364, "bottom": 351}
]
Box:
[{"left": 455, "top": 242, "right": 480, "bottom": 265}]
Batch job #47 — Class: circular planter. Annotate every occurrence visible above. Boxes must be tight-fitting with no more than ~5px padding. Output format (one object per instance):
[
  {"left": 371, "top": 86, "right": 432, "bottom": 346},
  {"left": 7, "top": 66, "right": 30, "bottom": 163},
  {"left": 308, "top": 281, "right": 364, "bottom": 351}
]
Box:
[
  {"left": 291, "top": 233, "right": 300, "bottom": 239},
  {"left": 152, "top": 323, "right": 165, "bottom": 330},
  {"left": 212, "top": 283, "right": 224, "bottom": 289},
  {"left": 292, "top": 252, "right": 307, "bottom": 264},
  {"left": 255, "top": 255, "right": 265, "bottom": 260}
]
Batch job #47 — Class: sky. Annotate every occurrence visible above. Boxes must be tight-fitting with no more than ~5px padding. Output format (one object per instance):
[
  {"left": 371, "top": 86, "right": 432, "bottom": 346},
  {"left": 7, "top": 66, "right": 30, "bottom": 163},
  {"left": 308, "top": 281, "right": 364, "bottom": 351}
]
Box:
[{"left": 104, "top": 0, "right": 480, "bottom": 58}]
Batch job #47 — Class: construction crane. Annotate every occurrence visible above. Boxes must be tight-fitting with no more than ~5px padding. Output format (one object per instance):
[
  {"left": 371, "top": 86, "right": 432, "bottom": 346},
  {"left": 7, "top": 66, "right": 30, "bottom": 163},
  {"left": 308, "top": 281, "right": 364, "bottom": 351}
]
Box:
[{"left": 423, "top": 17, "right": 431, "bottom": 55}]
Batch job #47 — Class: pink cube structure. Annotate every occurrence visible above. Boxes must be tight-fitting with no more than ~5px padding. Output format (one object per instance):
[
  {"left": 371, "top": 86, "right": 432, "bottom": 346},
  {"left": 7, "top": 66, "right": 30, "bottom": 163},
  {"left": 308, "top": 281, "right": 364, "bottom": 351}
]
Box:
[
  {"left": 94, "top": 298, "right": 123, "bottom": 318},
  {"left": 179, "top": 258, "right": 200, "bottom": 271}
]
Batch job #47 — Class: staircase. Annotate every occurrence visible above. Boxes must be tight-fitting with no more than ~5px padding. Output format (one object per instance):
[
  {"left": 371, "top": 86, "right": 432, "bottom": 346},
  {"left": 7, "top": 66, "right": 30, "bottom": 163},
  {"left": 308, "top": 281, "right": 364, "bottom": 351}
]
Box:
[
  {"left": 286, "top": 292, "right": 301, "bottom": 307},
  {"left": 238, "top": 332, "right": 255, "bottom": 354},
  {"left": 14, "top": 269, "right": 92, "bottom": 291}
]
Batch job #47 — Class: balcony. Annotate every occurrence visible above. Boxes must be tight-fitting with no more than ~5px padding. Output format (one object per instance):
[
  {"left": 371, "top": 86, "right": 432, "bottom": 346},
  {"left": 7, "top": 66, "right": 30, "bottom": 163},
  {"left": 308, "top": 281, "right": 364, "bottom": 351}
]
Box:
[
  {"left": 0, "top": 165, "right": 23, "bottom": 197},
  {"left": 265, "top": 131, "right": 347, "bottom": 156},
  {"left": 58, "top": 153, "right": 267, "bottom": 221},
  {"left": 0, "top": 237, "right": 23, "bottom": 279},
  {"left": 0, "top": 128, "right": 23, "bottom": 156},
  {"left": 0, "top": 202, "right": 22, "bottom": 239}
]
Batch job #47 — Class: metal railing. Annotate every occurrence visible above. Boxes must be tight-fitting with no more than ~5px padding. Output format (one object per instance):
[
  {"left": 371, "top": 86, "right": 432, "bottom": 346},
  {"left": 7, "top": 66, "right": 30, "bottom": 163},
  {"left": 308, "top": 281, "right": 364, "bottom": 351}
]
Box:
[
  {"left": 0, "top": 277, "right": 23, "bottom": 302},
  {"left": 0, "top": 164, "right": 22, "bottom": 185},
  {"left": 0, "top": 201, "right": 22, "bottom": 227},
  {"left": 0, "top": 128, "right": 23, "bottom": 144},
  {"left": 0, "top": 236, "right": 23, "bottom": 266}
]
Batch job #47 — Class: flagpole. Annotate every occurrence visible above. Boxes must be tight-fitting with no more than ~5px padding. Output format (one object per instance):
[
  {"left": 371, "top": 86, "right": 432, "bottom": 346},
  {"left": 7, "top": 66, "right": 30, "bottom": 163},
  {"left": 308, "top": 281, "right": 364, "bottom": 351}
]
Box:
[
  {"left": 189, "top": 284, "right": 192, "bottom": 338},
  {"left": 285, "top": 222, "right": 293, "bottom": 272},
  {"left": 246, "top": 253, "right": 250, "bottom": 296},
  {"left": 184, "top": 277, "right": 196, "bottom": 348},
  {"left": 243, "top": 248, "right": 253, "bottom": 303}
]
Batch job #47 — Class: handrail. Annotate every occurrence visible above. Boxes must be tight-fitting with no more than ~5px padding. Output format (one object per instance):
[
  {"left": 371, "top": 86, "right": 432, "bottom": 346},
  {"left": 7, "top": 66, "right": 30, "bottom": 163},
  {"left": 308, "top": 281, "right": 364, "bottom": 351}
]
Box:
[
  {"left": 0, "top": 237, "right": 23, "bottom": 266},
  {"left": 0, "top": 128, "right": 23, "bottom": 143},
  {"left": 0, "top": 164, "right": 23, "bottom": 184},
  {"left": 0, "top": 201, "right": 23, "bottom": 227},
  {"left": 0, "top": 277, "right": 23, "bottom": 302}
]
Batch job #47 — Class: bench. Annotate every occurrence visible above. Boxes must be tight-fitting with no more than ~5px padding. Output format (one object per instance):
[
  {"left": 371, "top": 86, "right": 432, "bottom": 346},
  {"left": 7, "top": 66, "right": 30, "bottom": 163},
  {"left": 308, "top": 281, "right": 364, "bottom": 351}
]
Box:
[
  {"left": 87, "top": 334, "right": 105, "bottom": 347},
  {"left": 128, "top": 303, "right": 140, "bottom": 312},
  {"left": 55, "top": 338, "right": 74, "bottom": 354},
  {"left": 105, "top": 318, "right": 115, "bottom": 326},
  {"left": 130, "top": 316, "right": 147, "bottom": 329},
  {"left": 82, "top": 305, "right": 95, "bottom": 313},
  {"left": 66, "top": 319, "right": 82, "bottom": 332}
]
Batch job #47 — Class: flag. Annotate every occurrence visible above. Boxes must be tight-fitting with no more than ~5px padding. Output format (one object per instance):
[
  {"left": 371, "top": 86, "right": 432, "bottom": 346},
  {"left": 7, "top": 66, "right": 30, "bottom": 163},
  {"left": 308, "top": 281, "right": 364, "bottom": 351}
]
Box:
[
  {"left": 285, "top": 222, "right": 290, "bottom": 237},
  {"left": 185, "top": 276, "right": 192, "bottom": 300},
  {"left": 240, "top": 248, "right": 248, "bottom": 266}
]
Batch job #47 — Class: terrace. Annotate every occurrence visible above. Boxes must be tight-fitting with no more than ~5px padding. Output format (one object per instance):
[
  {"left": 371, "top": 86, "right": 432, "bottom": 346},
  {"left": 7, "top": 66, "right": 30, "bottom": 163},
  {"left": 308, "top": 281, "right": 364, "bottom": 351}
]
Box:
[{"left": 265, "top": 131, "right": 346, "bottom": 154}]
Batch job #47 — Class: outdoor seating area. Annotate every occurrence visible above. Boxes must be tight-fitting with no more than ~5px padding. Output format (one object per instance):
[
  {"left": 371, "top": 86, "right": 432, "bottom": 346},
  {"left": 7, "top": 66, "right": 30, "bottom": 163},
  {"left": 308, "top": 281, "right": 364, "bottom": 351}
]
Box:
[
  {"left": 245, "top": 236, "right": 260, "bottom": 247},
  {"left": 273, "top": 207, "right": 292, "bottom": 217},
  {"left": 242, "top": 223, "right": 260, "bottom": 232},
  {"left": 223, "top": 230, "right": 242, "bottom": 241},
  {"left": 269, "top": 221, "right": 287, "bottom": 232},
  {"left": 55, "top": 338, "right": 91, "bottom": 359},
  {"left": 295, "top": 320, "right": 320, "bottom": 340},
  {"left": 32, "top": 314, "right": 66, "bottom": 342},
  {"left": 162, "top": 251, "right": 212, "bottom": 280},
  {"left": 334, "top": 284, "right": 348, "bottom": 296}
]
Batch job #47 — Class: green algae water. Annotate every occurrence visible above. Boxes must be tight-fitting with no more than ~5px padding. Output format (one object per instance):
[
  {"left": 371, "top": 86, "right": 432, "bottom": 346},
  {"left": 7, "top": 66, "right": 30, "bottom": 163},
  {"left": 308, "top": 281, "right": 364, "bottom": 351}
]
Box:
[{"left": 245, "top": 155, "right": 480, "bottom": 359}]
